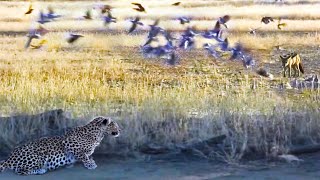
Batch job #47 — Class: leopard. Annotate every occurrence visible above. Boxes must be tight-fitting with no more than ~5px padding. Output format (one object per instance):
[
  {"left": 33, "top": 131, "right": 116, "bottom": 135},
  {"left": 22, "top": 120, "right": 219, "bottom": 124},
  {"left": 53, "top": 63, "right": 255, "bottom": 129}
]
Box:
[{"left": 0, "top": 116, "right": 120, "bottom": 175}]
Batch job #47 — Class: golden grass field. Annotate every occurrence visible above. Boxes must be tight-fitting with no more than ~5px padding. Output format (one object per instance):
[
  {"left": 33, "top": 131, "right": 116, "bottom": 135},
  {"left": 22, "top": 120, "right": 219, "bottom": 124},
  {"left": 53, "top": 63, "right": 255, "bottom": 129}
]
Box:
[{"left": 0, "top": 0, "right": 319, "bottom": 158}]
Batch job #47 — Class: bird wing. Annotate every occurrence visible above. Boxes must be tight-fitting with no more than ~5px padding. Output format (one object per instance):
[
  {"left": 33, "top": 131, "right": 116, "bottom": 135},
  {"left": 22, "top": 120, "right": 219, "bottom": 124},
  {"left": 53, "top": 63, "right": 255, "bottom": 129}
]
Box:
[
  {"left": 132, "top": 3, "right": 144, "bottom": 9},
  {"left": 129, "top": 23, "right": 137, "bottom": 33},
  {"left": 25, "top": 4, "right": 33, "bottom": 14},
  {"left": 143, "top": 38, "right": 153, "bottom": 46},
  {"left": 213, "top": 21, "right": 220, "bottom": 31},
  {"left": 224, "top": 38, "right": 229, "bottom": 47},
  {"left": 107, "top": 11, "right": 112, "bottom": 18},
  {"left": 85, "top": 10, "right": 91, "bottom": 19},
  {"left": 172, "top": 2, "right": 181, "bottom": 6},
  {"left": 25, "top": 37, "right": 33, "bottom": 49},
  {"left": 153, "top": 19, "right": 159, "bottom": 26}
]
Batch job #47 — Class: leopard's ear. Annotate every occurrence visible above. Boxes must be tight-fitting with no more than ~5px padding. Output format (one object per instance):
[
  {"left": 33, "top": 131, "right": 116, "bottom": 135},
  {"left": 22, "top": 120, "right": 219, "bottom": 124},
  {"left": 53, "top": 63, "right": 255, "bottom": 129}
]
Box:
[{"left": 102, "top": 117, "right": 111, "bottom": 125}]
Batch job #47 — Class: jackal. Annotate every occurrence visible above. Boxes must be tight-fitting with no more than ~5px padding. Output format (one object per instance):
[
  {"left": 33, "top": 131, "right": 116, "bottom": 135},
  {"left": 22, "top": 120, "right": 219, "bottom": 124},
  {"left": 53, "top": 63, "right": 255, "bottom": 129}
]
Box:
[{"left": 280, "top": 52, "right": 304, "bottom": 77}]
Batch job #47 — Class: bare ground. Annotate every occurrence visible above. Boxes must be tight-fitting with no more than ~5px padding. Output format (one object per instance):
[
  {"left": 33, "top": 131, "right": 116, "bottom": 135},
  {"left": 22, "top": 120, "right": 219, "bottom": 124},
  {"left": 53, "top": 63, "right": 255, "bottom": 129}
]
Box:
[{"left": 1, "top": 153, "right": 320, "bottom": 180}]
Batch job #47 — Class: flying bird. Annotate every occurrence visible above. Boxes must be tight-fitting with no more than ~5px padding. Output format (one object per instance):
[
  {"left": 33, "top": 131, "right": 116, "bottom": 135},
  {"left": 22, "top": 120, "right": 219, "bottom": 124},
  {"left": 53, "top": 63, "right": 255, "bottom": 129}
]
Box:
[
  {"left": 249, "top": 27, "right": 260, "bottom": 35},
  {"left": 277, "top": 18, "right": 287, "bottom": 30},
  {"left": 46, "top": 6, "right": 61, "bottom": 20},
  {"left": 101, "top": 5, "right": 112, "bottom": 14},
  {"left": 103, "top": 11, "right": 116, "bottom": 25},
  {"left": 143, "top": 37, "right": 156, "bottom": 46},
  {"left": 218, "top": 15, "right": 230, "bottom": 28},
  {"left": 25, "top": 3, "right": 33, "bottom": 15},
  {"left": 132, "top": 3, "right": 146, "bottom": 12},
  {"left": 261, "top": 16, "right": 274, "bottom": 24},
  {"left": 128, "top": 16, "right": 143, "bottom": 33},
  {"left": 178, "top": 17, "right": 190, "bottom": 25},
  {"left": 94, "top": 4, "right": 112, "bottom": 14},
  {"left": 172, "top": 2, "right": 181, "bottom": 6},
  {"left": 144, "top": 19, "right": 163, "bottom": 45},
  {"left": 202, "top": 21, "right": 223, "bottom": 41},
  {"left": 83, "top": 10, "right": 92, "bottom": 20},
  {"left": 66, "top": 33, "right": 83, "bottom": 44}
]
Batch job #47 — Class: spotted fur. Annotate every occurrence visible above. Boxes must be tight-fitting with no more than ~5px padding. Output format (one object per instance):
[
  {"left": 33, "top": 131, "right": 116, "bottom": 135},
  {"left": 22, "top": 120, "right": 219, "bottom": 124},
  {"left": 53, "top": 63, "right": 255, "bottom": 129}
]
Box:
[{"left": 0, "top": 117, "right": 120, "bottom": 175}]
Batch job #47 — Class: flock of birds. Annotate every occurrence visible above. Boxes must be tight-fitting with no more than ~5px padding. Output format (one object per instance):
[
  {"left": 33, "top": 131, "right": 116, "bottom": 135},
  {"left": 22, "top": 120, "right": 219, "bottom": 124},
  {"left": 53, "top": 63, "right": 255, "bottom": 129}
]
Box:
[{"left": 23, "top": 2, "right": 287, "bottom": 71}]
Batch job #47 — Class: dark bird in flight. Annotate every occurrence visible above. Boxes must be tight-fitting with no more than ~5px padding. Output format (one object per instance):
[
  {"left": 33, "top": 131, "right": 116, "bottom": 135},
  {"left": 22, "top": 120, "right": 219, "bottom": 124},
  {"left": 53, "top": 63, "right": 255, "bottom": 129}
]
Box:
[
  {"left": 46, "top": 6, "right": 61, "bottom": 20},
  {"left": 249, "top": 27, "right": 260, "bottom": 35},
  {"left": 101, "top": 5, "right": 112, "bottom": 14},
  {"left": 202, "top": 21, "right": 223, "bottom": 41},
  {"left": 132, "top": 3, "right": 146, "bottom": 12},
  {"left": 147, "top": 19, "right": 163, "bottom": 38},
  {"left": 261, "top": 16, "right": 274, "bottom": 24},
  {"left": 143, "top": 20, "right": 164, "bottom": 46},
  {"left": 103, "top": 11, "right": 117, "bottom": 25},
  {"left": 66, "top": 33, "right": 83, "bottom": 44},
  {"left": 128, "top": 16, "right": 143, "bottom": 33},
  {"left": 178, "top": 17, "right": 190, "bottom": 25},
  {"left": 218, "top": 15, "right": 230, "bottom": 28},
  {"left": 172, "top": 2, "right": 181, "bottom": 6},
  {"left": 25, "top": 4, "right": 33, "bottom": 15},
  {"left": 83, "top": 10, "right": 92, "bottom": 20}
]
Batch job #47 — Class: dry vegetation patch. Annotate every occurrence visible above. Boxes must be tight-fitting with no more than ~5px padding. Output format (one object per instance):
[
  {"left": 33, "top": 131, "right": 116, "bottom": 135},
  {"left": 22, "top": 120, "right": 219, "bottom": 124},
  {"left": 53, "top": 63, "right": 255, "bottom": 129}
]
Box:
[{"left": 0, "top": 0, "right": 319, "bottom": 159}]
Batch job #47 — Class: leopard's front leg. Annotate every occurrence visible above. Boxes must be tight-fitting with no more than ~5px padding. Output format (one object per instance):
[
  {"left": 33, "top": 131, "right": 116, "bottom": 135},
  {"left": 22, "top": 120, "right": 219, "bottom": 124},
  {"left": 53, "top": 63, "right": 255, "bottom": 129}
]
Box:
[{"left": 74, "top": 152, "right": 97, "bottom": 170}]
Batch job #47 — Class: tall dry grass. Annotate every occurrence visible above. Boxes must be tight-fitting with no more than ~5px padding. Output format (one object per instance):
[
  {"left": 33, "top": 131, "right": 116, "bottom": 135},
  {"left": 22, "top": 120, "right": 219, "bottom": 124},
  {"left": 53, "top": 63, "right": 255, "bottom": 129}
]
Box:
[{"left": 0, "top": 0, "right": 319, "bottom": 159}]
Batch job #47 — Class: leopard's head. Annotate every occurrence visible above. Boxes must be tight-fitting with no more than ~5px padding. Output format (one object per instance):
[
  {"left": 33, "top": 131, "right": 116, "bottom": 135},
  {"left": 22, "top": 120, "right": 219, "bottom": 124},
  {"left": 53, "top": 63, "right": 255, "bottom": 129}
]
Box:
[{"left": 88, "top": 116, "right": 120, "bottom": 137}]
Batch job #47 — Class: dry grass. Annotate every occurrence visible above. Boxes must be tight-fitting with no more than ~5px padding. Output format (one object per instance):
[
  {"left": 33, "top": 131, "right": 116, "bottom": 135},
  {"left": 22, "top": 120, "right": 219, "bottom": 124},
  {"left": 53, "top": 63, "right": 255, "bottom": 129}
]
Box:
[{"left": 0, "top": 0, "right": 319, "bottom": 159}]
